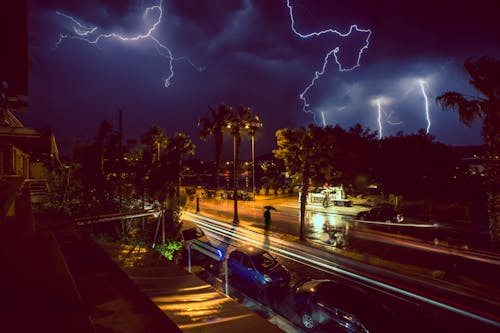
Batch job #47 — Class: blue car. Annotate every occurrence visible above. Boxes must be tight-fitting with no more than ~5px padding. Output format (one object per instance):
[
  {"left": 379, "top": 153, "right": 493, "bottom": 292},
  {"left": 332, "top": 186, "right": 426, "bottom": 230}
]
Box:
[{"left": 228, "top": 246, "right": 290, "bottom": 299}]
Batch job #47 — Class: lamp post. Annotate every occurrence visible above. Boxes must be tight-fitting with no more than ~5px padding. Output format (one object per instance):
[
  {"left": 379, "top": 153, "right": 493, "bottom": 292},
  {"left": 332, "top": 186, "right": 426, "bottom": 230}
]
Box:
[
  {"left": 226, "top": 120, "right": 240, "bottom": 225},
  {"left": 246, "top": 116, "right": 262, "bottom": 201}
]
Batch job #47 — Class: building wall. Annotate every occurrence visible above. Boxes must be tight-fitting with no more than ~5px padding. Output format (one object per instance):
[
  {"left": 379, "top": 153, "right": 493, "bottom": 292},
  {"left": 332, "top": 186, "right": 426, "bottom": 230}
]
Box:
[{"left": 30, "top": 162, "right": 48, "bottom": 179}]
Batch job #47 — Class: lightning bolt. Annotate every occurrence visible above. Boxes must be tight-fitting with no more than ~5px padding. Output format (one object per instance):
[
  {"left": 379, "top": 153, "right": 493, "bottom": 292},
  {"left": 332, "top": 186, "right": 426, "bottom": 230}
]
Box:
[
  {"left": 54, "top": 0, "right": 203, "bottom": 88},
  {"left": 376, "top": 98, "right": 383, "bottom": 139},
  {"left": 285, "top": 0, "right": 372, "bottom": 115},
  {"left": 419, "top": 80, "right": 431, "bottom": 134},
  {"left": 320, "top": 111, "right": 326, "bottom": 127}
]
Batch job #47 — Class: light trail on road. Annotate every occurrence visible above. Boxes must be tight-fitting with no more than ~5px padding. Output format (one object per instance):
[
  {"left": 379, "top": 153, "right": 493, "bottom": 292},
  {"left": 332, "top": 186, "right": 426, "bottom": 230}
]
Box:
[{"left": 183, "top": 211, "right": 500, "bottom": 329}]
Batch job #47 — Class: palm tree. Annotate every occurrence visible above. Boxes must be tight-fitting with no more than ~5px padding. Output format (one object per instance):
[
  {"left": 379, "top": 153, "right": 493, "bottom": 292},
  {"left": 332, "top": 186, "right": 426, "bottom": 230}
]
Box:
[
  {"left": 167, "top": 132, "right": 196, "bottom": 198},
  {"left": 226, "top": 106, "right": 253, "bottom": 224},
  {"left": 198, "top": 104, "right": 231, "bottom": 191},
  {"left": 437, "top": 56, "right": 500, "bottom": 245},
  {"left": 245, "top": 115, "right": 263, "bottom": 198},
  {"left": 140, "top": 125, "right": 168, "bottom": 163},
  {"left": 139, "top": 126, "right": 168, "bottom": 203}
]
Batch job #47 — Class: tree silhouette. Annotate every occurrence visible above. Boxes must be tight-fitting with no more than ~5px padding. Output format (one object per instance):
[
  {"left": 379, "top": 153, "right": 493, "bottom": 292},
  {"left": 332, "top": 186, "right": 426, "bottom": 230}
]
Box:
[
  {"left": 274, "top": 125, "right": 336, "bottom": 240},
  {"left": 226, "top": 105, "right": 254, "bottom": 224},
  {"left": 167, "top": 132, "right": 196, "bottom": 198},
  {"left": 198, "top": 104, "right": 231, "bottom": 191},
  {"left": 437, "top": 56, "right": 500, "bottom": 244}
]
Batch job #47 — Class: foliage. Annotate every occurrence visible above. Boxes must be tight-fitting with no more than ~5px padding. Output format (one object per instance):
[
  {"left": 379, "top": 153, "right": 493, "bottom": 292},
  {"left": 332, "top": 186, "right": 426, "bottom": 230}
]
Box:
[
  {"left": 225, "top": 105, "right": 259, "bottom": 223},
  {"left": 372, "top": 130, "right": 459, "bottom": 200},
  {"left": 274, "top": 124, "right": 337, "bottom": 240},
  {"left": 437, "top": 56, "right": 500, "bottom": 244},
  {"left": 154, "top": 241, "right": 183, "bottom": 261},
  {"left": 198, "top": 104, "right": 232, "bottom": 190},
  {"left": 166, "top": 132, "right": 196, "bottom": 198}
]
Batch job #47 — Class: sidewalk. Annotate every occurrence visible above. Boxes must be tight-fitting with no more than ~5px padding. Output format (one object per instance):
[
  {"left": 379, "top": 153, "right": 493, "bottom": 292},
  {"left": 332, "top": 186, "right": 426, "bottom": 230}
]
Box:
[
  {"left": 0, "top": 188, "right": 287, "bottom": 332},
  {"left": 0, "top": 192, "right": 180, "bottom": 332},
  {"left": 101, "top": 242, "right": 285, "bottom": 333}
]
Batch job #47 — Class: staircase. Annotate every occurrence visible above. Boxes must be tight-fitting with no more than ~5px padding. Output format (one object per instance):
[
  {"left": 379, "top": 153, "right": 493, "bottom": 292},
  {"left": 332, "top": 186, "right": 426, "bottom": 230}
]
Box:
[{"left": 25, "top": 179, "right": 49, "bottom": 209}]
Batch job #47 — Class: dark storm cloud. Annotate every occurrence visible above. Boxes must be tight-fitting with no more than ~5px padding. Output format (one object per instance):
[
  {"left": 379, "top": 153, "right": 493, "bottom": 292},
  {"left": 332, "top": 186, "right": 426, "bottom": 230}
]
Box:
[
  {"left": 25, "top": 0, "right": 499, "bottom": 159},
  {"left": 34, "top": 0, "right": 137, "bottom": 30},
  {"left": 289, "top": 0, "right": 499, "bottom": 59}
]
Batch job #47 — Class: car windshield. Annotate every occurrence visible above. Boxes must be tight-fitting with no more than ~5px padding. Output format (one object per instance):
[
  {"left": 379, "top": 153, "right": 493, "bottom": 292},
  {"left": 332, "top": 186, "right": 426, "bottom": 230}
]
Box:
[
  {"left": 252, "top": 252, "right": 277, "bottom": 271},
  {"left": 316, "top": 282, "right": 369, "bottom": 316}
]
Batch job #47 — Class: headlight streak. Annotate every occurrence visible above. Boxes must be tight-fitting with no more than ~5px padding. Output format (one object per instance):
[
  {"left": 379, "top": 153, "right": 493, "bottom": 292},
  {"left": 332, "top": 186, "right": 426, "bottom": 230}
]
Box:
[
  {"left": 183, "top": 212, "right": 500, "bottom": 328},
  {"left": 285, "top": 0, "right": 372, "bottom": 117},
  {"left": 54, "top": 0, "right": 204, "bottom": 88},
  {"left": 348, "top": 228, "right": 500, "bottom": 266}
]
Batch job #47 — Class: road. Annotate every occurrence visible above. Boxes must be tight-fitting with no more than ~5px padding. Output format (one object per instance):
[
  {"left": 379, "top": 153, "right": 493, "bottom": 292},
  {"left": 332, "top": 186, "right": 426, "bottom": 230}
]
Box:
[{"left": 182, "top": 195, "right": 500, "bottom": 332}]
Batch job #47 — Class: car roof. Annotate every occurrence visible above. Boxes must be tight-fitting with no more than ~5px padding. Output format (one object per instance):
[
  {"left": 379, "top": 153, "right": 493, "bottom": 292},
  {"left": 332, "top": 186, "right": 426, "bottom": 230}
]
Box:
[{"left": 233, "top": 246, "right": 267, "bottom": 256}]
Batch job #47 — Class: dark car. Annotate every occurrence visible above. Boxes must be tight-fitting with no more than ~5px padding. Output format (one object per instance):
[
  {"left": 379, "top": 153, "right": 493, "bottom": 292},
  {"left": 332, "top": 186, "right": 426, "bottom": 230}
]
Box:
[
  {"left": 294, "top": 279, "right": 393, "bottom": 333},
  {"left": 355, "top": 204, "right": 404, "bottom": 224},
  {"left": 228, "top": 246, "right": 290, "bottom": 299}
]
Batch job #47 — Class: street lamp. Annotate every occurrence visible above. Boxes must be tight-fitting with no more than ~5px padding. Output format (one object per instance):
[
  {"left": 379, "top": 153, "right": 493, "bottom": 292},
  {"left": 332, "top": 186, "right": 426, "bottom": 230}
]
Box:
[
  {"left": 227, "top": 121, "right": 240, "bottom": 224},
  {"left": 246, "top": 116, "right": 262, "bottom": 201}
]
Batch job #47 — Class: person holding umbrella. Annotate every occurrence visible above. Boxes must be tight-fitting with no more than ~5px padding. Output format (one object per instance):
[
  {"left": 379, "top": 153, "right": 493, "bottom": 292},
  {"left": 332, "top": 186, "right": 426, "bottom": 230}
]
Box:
[{"left": 263, "top": 206, "right": 276, "bottom": 231}]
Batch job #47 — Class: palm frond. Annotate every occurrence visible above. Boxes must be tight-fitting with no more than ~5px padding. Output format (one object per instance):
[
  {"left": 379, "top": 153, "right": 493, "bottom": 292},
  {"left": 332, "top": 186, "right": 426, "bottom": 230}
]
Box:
[{"left": 436, "top": 92, "right": 482, "bottom": 127}]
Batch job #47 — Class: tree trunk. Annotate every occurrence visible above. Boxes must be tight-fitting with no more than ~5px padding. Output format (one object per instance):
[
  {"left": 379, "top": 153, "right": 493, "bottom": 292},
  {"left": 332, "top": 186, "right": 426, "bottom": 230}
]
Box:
[{"left": 299, "top": 167, "right": 310, "bottom": 241}]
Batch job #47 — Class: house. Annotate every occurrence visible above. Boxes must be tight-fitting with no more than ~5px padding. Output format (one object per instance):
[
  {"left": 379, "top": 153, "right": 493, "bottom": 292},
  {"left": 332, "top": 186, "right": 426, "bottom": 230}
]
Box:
[{"left": 0, "top": 106, "right": 61, "bottom": 222}]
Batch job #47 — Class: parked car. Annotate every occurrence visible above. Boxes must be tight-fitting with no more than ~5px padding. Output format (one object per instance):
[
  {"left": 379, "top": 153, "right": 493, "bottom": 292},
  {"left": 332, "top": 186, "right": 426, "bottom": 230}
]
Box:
[
  {"left": 228, "top": 246, "right": 290, "bottom": 300},
  {"left": 293, "top": 278, "right": 393, "bottom": 332},
  {"left": 355, "top": 204, "right": 404, "bottom": 224}
]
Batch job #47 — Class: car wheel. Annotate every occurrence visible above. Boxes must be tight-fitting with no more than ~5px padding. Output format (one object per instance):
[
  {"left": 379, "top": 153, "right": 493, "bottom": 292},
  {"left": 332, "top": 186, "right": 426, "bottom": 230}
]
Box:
[{"left": 300, "top": 310, "right": 316, "bottom": 330}]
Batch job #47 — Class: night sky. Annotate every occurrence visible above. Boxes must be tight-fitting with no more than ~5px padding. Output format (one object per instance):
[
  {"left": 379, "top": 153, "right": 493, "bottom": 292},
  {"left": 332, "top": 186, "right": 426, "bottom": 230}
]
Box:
[{"left": 24, "top": 0, "right": 499, "bottom": 160}]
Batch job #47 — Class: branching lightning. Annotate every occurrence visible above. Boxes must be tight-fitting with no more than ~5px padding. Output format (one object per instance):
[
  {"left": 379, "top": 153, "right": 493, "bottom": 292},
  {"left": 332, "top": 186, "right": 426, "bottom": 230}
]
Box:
[
  {"left": 419, "top": 79, "right": 431, "bottom": 134},
  {"left": 54, "top": 0, "right": 203, "bottom": 88},
  {"left": 285, "top": 0, "right": 372, "bottom": 115},
  {"left": 385, "top": 110, "right": 403, "bottom": 126}
]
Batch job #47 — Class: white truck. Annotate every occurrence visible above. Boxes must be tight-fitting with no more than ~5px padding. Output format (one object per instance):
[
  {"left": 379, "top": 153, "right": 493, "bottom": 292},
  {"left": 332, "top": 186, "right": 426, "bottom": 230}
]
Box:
[{"left": 300, "top": 185, "right": 352, "bottom": 207}]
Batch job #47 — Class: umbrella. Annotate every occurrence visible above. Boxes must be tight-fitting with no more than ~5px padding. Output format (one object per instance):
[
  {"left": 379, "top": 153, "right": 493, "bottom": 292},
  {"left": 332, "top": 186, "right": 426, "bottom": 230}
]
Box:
[{"left": 263, "top": 205, "right": 277, "bottom": 211}]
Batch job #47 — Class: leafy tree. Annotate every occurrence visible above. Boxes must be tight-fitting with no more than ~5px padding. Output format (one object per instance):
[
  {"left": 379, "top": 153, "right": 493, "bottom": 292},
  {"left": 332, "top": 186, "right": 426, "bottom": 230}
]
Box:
[
  {"left": 373, "top": 130, "right": 458, "bottom": 202},
  {"left": 274, "top": 125, "right": 336, "bottom": 240},
  {"left": 139, "top": 126, "right": 169, "bottom": 203},
  {"left": 166, "top": 132, "right": 196, "bottom": 198},
  {"left": 198, "top": 104, "right": 231, "bottom": 190},
  {"left": 336, "top": 124, "right": 378, "bottom": 192},
  {"left": 437, "top": 56, "right": 500, "bottom": 244},
  {"left": 72, "top": 120, "right": 122, "bottom": 215},
  {"left": 140, "top": 125, "right": 168, "bottom": 164}
]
